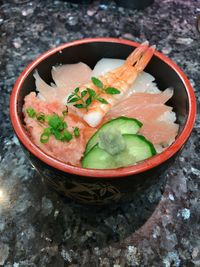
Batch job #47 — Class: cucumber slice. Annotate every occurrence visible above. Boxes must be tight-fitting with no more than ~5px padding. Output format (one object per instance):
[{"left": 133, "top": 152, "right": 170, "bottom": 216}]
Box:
[
  {"left": 82, "top": 134, "right": 156, "bottom": 169},
  {"left": 82, "top": 144, "right": 117, "bottom": 169},
  {"left": 85, "top": 117, "right": 142, "bottom": 154}
]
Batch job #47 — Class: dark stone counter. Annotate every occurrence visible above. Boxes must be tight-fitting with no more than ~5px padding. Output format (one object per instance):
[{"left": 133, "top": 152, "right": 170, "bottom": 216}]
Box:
[{"left": 0, "top": 0, "right": 200, "bottom": 266}]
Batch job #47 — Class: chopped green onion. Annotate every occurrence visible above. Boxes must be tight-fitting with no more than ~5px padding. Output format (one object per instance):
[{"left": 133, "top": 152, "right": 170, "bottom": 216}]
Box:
[
  {"left": 74, "top": 127, "right": 80, "bottom": 137},
  {"left": 62, "top": 108, "right": 68, "bottom": 117},
  {"left": 43, "top": 127, "right": 52, "bottom": 134},
  {"left": 62, "top": 130, "right": 73, "bottom": 142},
  {"left": 57, "top": 121, "right": 67, "bottom": 131},
  {"left": 62, "top": 121, "right": 67, "bottom": 129},
  {"left": 26, "top": 107, "right": 36, "bottom": 118},
  {"left": 51, "top": 128, "right": 63, "bottom": 140},
  {"left": 48, "top": 114, "right": 63, "bottom": 130},
  {"left": 36, "top": 112, "right": 45, "bottom": 123},
  {"left": 40, "top": 132, "right": 50, "bottom": 144},
  {"left": 28, "top": 108, "right": 79, "bottom": 144}
]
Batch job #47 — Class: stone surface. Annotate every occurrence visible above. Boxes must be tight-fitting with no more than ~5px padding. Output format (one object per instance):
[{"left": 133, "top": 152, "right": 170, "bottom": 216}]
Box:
[{"left": 0, "top": 0, "right": 200, "bottom": 266}]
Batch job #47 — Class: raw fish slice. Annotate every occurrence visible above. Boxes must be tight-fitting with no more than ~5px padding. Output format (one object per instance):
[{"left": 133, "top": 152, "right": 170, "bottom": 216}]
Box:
[
  {"left": 34, "top": 71, "right": 68, "bottom": 103},
  {"left": 92, "top": 58, "right": 125, "bottom": 77},
  {"left": 139, "top": 121, "right": 179, "bottom": 145},
  {"left": 127, "top": 71, "right": 161, "bottom": 96},
  {"left": 34, "top": 63, "right": 92, "bottom": 104},
  {"left": 106, "top": 104, "right": 172, "bottom": 123},
  {"left": 109, "top": 88, "right": 173, "bottom": 108},
  {"left": 34, "top": 71, "right": 57, "bottom": 102},
  {"left": 52, "top": 62, "right": 92, "bottom": 89}
]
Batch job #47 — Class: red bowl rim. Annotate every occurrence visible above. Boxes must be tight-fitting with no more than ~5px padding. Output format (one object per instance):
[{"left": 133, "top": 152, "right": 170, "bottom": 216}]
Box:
[{"left": 10, "top": 37, "right": 196, "bottom": 178}]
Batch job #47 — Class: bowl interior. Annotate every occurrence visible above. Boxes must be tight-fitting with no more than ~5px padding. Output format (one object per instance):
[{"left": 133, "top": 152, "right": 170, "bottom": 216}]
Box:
[{"left": 17, "top": 41, "right": 189, "bottom": 136}]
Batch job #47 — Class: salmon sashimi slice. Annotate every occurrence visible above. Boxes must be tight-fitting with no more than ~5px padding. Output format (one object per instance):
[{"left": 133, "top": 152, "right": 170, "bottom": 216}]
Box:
[
  {"left": 139, "top": 121, "right": 179, "bottom": 145},
  {"left": 106, "top": 103, "right": 172, "bottom": 124},
  {"left": 34, "top": 62, "right": 92, "bottom": 104},
  {"left": 107, "top": 88, "right": 173, "bottom": 112},
  {"left": 121, "top": 88, "right": 173, "bottom": 105},
  {"left": 23, "top": 92, "right": 93, "bottom": 166}
]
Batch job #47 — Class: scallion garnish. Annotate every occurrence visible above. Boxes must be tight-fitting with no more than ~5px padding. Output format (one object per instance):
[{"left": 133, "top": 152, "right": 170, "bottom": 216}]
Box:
[
  {"left": 26, "top": 107, "right": 36, "bottom": 118},
  {"left": 40, "top": 132, "right": 50, "bottom": 144},
  {"left": 62, "top": 130, "right": 73, "bottom": 142},
  {"left": 36, "top": 112, "right": 45, "bottom": 123},
  {"left": 62, "top": 107, "right": 68, "bottom": 117},
  {"left": 74, "top": 127, "right": 80, "bottom": 137},
  {"left": 26, "top": 107, "right": 80, "bottom": 144}
]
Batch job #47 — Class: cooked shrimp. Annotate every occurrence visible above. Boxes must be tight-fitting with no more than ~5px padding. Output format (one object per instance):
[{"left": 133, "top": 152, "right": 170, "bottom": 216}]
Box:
[{"left": 74, "top": 41, "right": 155, "bottom": 127}]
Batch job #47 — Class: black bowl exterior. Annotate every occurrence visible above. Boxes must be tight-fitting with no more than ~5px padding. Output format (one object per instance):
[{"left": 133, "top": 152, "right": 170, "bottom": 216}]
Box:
[
  {"left": 115, "top": 0, "right": 154, "bottom": 10},
  {"left": 13, "top": 40, "right": 191, "bottom": 204},
  {"left": 21, "top": 142, "right": 177, "bottom": 205}
]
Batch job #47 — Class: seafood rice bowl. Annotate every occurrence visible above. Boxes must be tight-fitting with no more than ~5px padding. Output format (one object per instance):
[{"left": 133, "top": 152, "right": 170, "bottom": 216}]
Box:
[
  {"left": 22, "top": 41, "right": 179, "bottom": 169},
  {"left": 10, "top": 38, "right": 196, "bottom": 203}
]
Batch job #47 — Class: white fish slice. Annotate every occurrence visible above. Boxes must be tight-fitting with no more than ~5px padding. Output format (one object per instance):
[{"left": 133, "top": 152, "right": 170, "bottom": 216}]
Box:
[
  {"left": 34, "top": 62, "right": 92, "bottom": 104},
  {"left": 34, "top": 70, "right": 57, "bottom": 102},
  {"left": 51, "top": 62, "right": 92, "bottom": 89}
]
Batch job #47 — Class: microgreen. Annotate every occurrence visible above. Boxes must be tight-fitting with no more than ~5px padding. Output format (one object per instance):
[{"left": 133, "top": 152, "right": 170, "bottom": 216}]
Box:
[
  {"left": 81, "top": 90, "right": 88, "bottom": 98},
  {"left": 91, "top": 77, "right": 103, "bottom": 89},
  {"left": 105, "top": 87, "right": 120, "bottom": 95},
  {"left": 87, "top": 88, "right": 96, "bottom": 97},
  {"left": 97, "top": 97, "right": 109, "bottom": 104},
  {"left": 67, "top": 76, "right": 121, "bottom": 111}
]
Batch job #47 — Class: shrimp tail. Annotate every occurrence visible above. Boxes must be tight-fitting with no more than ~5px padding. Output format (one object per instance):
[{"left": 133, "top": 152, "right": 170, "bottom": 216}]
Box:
[{"left": 126, "top": 41, "right": 156, "bottom": 72}]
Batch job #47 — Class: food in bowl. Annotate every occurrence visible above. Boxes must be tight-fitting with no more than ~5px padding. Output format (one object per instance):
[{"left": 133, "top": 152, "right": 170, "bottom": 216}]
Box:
[
  {"left": 10, "top": 38, "right": 196, "bottom": 204},
  {"left": 23, "top": 41, "right": 179, "bottom": 169}
]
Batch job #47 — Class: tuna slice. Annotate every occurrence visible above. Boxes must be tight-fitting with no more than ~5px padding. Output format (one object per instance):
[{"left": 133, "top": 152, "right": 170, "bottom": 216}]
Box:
[
  {"left": 107, "top": 104, "right": 172, "bottom": 123},
  {"left": 34, "top": 62, "right": 92, "bottom": 104},
  {"left": 106, "top": 89, "right": 174, "bottom": 123},
  {"left": 121, "top": 88, "right": 173, "bottom": 105},
  {"left": 23, "top": 92, "right": 91, "bottom": 166},
  {"left": 139, "top": 121, "right": 179, "bottom": 145}
]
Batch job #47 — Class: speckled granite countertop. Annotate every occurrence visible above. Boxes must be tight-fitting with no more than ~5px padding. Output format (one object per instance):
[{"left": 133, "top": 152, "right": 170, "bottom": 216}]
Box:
[{"left": 0, "top": 0, "right": 200, "bottom": 266}]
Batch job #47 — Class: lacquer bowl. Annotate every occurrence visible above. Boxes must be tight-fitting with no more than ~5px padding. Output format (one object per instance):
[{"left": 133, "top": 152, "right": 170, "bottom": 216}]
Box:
[{"left": 10, "top": 38, "right": 196, "bottom": 205}]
